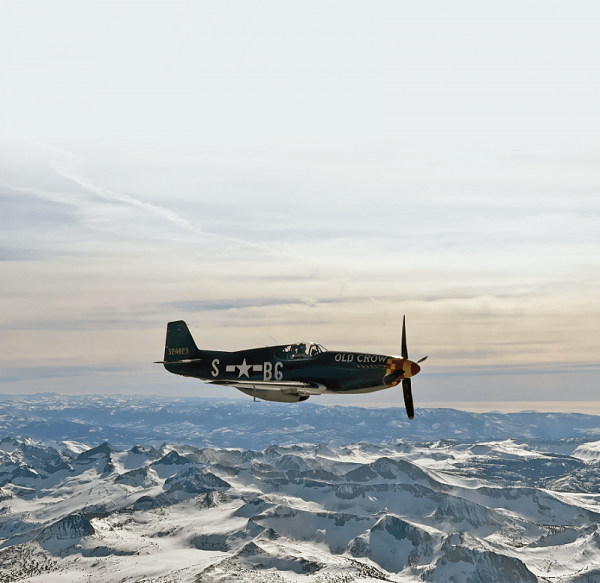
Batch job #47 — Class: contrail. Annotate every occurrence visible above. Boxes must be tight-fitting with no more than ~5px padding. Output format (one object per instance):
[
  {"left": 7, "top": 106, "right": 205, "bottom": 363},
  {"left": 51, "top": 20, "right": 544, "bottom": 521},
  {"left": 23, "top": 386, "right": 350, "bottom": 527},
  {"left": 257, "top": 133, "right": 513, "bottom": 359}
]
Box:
[
  {"left": 46, "top": 148, "right": 282, "bottom": 255},
  {"left": 3, "top": 146, "right": 297, "bottom": 258},
  {"left": 50, "top": 152, "right": 195, "bottom": 231}
]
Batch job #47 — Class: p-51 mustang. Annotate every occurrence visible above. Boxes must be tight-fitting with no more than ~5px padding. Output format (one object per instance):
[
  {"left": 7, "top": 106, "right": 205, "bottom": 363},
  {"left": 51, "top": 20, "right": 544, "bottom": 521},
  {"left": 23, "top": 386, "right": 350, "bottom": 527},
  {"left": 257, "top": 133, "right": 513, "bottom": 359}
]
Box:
[{"left": 156, "top": 317, "right": 427, "bottom": 419}]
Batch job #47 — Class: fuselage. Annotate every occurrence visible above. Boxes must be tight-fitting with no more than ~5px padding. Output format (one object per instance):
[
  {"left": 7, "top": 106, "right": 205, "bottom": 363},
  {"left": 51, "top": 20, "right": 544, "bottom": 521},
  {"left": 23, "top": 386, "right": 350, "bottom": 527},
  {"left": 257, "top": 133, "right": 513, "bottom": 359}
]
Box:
[
  {"left": 164, "top": 343, "right": 414, "bottom": 394},
  {"left": 158, "top": 319, "right": 424, "bottom": 411}
]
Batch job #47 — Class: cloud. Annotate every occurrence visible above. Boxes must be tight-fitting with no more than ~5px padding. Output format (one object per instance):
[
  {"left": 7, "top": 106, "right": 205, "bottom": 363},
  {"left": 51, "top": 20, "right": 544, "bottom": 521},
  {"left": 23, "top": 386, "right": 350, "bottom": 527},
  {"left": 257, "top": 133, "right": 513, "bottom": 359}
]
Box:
[
  {"left": 1, "top": 141, "right": 599, "bottom": 403},
  {"left": 0, "top": 247, "right": 62, "bottom": 261},
  {"left": 0, "top": 318, "right": 159, "bottom": 332},
  {"left": 166, "top": 299, "right": 303, "bottom": 312}
]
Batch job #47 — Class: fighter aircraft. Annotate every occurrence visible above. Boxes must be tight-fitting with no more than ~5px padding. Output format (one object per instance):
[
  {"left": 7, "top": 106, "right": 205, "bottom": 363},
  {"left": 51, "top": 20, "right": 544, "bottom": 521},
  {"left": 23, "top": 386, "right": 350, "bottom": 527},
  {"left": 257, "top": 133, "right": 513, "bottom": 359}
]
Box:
[{"left": 155, "top": 317, "right": 427, "bottom": 419}]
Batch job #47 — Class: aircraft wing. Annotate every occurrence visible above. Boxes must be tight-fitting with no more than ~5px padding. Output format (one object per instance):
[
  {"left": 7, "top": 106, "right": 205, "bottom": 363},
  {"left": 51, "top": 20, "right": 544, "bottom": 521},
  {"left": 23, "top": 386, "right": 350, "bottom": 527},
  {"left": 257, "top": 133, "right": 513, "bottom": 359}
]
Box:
[{"left": 208, "top": 379, "right": 327, "bottom": 396}]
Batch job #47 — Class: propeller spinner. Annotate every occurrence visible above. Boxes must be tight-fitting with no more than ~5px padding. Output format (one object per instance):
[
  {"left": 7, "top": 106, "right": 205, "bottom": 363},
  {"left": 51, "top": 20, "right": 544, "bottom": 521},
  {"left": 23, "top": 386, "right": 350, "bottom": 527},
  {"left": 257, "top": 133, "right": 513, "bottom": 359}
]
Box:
[{"left": 382, "top": 316, "right": 427, "bottom": 420}]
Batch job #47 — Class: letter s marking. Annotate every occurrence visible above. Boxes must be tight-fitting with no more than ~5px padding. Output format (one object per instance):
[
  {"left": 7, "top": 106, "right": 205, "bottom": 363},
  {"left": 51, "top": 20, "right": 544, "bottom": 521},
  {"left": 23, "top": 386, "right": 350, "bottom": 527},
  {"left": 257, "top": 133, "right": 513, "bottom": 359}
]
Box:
[{"left": 211, "top": 359, "right": 220, "bottom": 377}]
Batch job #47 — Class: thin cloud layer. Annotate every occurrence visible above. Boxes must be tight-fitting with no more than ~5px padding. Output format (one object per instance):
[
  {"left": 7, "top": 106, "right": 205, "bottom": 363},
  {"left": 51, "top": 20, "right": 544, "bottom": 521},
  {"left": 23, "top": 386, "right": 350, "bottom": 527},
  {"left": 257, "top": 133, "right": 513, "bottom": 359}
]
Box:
[{"left": 1, "top": 140, "right": 599, "bottom": 405}]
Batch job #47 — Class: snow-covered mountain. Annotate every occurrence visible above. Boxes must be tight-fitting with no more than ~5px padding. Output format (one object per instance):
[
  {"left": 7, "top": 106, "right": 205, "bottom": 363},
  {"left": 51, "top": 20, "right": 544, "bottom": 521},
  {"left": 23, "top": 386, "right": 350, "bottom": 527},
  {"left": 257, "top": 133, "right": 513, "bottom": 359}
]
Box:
[{"left": 1, "top": 395, "right": 600, "bottom": 581}]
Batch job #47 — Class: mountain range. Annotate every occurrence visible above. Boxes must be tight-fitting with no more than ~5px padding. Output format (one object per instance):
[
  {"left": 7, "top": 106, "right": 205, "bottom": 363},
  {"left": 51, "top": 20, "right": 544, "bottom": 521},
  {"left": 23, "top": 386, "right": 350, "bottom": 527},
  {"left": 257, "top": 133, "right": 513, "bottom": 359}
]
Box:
[{"left": 1, "top": 393, "right": 600, "bottom": 582}]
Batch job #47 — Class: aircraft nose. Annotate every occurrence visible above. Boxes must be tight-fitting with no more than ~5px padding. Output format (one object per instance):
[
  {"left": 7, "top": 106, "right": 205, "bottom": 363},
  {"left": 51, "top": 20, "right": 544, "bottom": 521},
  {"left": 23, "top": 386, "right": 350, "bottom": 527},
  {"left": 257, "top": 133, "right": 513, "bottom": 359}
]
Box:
[{"left": 411, "top": 362, "right": 421, "bottom": 377}]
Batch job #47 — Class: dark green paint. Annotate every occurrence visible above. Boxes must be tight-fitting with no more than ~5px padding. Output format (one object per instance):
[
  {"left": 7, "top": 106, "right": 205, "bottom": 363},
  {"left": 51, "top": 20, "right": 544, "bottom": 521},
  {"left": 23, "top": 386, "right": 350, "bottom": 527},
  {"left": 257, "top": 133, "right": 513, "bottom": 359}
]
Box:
[{"left": 160, "top": 320, "right": 392, "bottom": 395}]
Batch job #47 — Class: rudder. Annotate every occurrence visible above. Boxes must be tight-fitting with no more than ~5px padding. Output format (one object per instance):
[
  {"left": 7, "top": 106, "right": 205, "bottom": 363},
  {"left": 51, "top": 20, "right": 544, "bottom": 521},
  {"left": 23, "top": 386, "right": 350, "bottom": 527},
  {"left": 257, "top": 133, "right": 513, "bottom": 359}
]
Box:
[{"left": 163, "top": 320, "right": 202, "bottom": 362}]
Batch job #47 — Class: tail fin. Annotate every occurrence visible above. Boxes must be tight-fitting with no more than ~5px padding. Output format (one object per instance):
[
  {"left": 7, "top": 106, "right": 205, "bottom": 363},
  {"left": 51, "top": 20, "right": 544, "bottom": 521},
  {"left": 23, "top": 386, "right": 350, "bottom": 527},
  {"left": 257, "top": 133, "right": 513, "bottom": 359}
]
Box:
[{"left": 163, "top": 320, "right": 202, "bottom": 362}]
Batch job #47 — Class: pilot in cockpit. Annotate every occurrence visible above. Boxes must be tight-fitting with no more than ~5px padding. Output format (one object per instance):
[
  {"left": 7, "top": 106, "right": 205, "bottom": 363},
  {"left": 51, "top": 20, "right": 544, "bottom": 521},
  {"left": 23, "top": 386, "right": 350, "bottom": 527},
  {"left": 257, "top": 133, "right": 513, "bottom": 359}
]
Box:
[{"left": 294, "top": 343, "right": 307, "bottom": 357}]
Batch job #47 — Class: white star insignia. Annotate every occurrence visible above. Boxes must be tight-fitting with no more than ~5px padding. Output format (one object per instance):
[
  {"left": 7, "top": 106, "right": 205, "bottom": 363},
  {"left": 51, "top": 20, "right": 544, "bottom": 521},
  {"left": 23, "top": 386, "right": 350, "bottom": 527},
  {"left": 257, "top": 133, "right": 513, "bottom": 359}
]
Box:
[{"left": 237, "top": 358, "right": 252, "bottom": 378}]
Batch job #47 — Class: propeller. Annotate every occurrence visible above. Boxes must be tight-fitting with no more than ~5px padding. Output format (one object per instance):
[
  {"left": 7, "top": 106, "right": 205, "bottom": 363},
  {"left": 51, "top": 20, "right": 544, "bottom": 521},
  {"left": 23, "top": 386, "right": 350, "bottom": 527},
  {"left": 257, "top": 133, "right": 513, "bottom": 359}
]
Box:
[{"left": 382, "top": 315, "right": 427, "bottom": 420}]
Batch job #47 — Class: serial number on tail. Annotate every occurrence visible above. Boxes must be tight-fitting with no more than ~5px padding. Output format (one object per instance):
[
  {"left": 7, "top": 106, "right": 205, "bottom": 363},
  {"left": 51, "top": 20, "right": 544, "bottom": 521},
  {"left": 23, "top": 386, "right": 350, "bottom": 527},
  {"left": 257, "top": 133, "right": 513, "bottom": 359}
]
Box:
[{"left": 167, "top": 347, "right": 189, "bottom": 356}]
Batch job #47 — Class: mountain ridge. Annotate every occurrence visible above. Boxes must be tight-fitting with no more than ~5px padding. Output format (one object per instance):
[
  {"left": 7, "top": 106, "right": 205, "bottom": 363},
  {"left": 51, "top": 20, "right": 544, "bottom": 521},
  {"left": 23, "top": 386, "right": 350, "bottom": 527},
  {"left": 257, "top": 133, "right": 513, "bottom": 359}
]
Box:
[{"left": 2, "top": 395, "right": 600, "bottom": 581}]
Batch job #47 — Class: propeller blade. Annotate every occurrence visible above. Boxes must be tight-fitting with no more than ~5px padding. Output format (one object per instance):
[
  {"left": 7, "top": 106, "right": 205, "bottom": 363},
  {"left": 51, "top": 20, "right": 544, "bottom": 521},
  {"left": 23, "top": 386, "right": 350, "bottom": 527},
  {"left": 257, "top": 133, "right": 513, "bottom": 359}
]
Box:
[
  {"left": 383, "top": 369, "right": 404, "bottom": 386},
  {"left": 417, "top": 356, "right": 428, "bottom": 364},
  {"left": 402, "top": 378, "right": 414, "bottom": 419},
  {"left": 401, "top": 315, "right": 408, "bottom": 360}
]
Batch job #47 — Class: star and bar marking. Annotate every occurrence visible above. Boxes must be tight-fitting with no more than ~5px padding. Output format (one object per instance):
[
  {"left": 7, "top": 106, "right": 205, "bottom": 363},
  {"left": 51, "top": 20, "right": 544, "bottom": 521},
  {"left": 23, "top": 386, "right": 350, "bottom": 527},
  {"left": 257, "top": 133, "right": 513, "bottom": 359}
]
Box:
[{"left": 225, "top": 359, "right": 263, "bottom": 378}]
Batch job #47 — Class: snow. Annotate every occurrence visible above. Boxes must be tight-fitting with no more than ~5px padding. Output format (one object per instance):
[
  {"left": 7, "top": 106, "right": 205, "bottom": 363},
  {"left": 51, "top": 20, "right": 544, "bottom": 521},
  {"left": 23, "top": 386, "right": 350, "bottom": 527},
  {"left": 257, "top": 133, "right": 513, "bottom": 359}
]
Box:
[
  {"left": 3, "top": 397, "right": 600, "bottom": 581},
  {"left": 573, "top": 440, "right": 600, "bottom": 462}
]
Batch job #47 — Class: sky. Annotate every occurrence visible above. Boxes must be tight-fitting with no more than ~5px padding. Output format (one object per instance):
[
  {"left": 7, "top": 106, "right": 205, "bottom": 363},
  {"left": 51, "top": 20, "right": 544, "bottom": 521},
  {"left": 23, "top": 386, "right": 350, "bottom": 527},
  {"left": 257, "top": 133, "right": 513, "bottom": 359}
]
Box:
[{"left": 1, "top": 1, "right": 599, "bottom": 410}]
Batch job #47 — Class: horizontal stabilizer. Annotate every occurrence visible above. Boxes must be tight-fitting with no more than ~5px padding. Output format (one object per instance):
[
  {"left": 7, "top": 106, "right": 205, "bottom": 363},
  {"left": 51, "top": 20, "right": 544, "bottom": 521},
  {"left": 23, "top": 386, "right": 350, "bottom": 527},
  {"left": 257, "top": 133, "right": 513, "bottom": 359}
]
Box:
[{"left": 154, "top": 359, "right": 204, "bottom": 365}]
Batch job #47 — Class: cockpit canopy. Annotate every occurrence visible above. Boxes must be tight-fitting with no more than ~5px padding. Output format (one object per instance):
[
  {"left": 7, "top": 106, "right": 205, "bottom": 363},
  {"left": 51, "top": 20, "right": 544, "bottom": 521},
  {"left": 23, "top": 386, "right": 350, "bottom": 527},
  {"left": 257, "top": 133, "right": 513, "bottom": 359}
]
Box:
[{"left": 278, "top": 342, "right": 327, "bottom": 359}]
